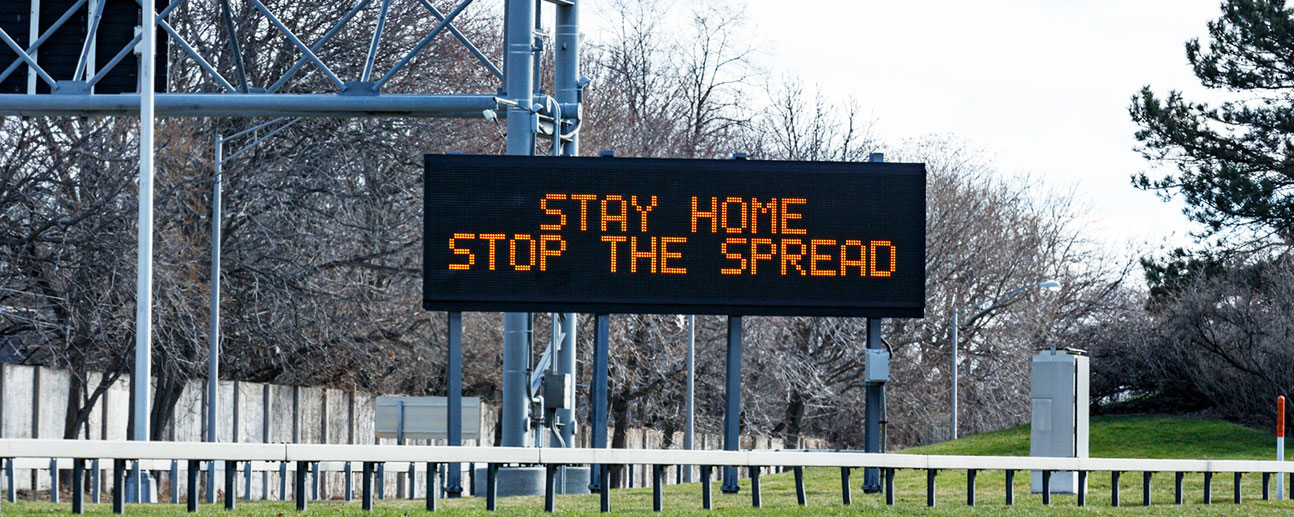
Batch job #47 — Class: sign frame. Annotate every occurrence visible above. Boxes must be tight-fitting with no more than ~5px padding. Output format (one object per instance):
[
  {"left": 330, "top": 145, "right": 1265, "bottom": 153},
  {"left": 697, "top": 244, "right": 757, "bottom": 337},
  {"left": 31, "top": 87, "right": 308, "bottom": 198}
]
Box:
[{"left": 423, "top": 154, "right": 926, "bottom": 318}]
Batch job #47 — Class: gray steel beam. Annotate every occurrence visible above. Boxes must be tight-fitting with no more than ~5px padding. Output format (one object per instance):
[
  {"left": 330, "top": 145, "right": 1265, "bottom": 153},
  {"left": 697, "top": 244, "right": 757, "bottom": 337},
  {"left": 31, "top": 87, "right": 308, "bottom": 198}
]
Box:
[{"left": 0, "top": 93, "right": 498, "bottom": 118}]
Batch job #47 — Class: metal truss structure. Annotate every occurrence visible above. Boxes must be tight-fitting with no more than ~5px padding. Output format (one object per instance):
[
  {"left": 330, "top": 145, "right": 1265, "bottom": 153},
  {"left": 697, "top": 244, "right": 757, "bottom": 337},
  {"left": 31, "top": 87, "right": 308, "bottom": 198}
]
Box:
[{"left": 0, "top": 0, "right": 583, "bottom": 502}]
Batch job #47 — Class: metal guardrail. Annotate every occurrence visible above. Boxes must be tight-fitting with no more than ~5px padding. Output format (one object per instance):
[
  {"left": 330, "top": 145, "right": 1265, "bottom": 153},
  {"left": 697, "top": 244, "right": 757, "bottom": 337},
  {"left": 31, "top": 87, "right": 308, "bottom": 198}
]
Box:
[{"left": 1, "top": 439, "right": 1292, "bottom": 512}]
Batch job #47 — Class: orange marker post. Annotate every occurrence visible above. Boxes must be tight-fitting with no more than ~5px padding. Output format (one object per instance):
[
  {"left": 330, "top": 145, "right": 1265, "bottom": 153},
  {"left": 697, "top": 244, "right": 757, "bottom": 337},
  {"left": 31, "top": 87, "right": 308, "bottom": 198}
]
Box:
[{"left": 1280, "top": 396, "right": 1286, "bottom": 500}]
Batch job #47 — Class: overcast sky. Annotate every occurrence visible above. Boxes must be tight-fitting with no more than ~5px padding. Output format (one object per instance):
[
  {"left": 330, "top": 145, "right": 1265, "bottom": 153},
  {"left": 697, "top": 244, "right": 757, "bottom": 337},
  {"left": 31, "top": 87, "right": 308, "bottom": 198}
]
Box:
[{"left": 584, "top": 1, "right": 1224, "bottom": 254}]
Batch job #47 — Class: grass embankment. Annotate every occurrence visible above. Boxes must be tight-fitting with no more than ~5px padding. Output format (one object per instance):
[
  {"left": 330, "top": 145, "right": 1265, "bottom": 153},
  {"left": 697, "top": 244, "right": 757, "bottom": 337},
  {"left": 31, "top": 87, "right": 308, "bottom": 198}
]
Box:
[{"left": 9, "top": 415, "right": 1293, "bottom": 515}]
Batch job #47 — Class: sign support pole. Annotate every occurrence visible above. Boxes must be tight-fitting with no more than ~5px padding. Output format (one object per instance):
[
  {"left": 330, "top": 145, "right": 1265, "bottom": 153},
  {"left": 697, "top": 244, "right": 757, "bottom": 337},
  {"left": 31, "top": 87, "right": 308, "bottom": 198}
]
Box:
[
  {"left": 863, "top": 318, "right": 884, "bottom": 492},
  {"left": 721, "top": 316, "right": 742, "bottom": 494},
  {"left": 207, "top": 132, "right": 222, "bottom": 503},
  {"left": 445, "top": 312, "right": 463, "bottom": 497},
  {"left": 130, "top": 0, "right": 157, "bottom": 504},
  {"left": 553, "top": 0, "right": 580, "bottom": 456},
  {"left": 589, "top": 314, "right": 609, "bottom": 492},
  {"left": 684, "top": 315, "right": 695, "bottom": 483},
  {"left": 500, "top": 0, "right": 535, "bottom": 452}
]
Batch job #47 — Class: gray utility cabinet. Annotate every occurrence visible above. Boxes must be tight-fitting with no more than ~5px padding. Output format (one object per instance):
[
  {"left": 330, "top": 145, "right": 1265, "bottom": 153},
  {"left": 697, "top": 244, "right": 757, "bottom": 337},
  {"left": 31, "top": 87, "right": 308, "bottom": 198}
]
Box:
[{"left": 1030, "top": 349, "right": 1089, "bottom": 494}]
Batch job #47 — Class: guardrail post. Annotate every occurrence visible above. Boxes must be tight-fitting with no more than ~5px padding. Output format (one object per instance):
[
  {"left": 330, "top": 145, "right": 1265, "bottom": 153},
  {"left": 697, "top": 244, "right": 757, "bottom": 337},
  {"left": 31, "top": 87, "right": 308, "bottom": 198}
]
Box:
[
  {"left": 599, "top": 464, "right": 610, "bottom": 512},
  {"left": 1203, "top": 471, "right": 1212, "bottom": 504},
  {"left": 926, "top": 469, "right": 936, "bottom": 506},
  {"left": 1143, "top": 471, "right": 1152, "bottom": 506},
  {"left": 793, "top": 466, "right": 806, "bottom": 506},
  {"left": 362, "top": 461, "right": 373, "bottom": 511},
  {"left": 294, "top": 461, "right": 308, "bottom": 511},
  {"left": 426, "top": 463, "right": 438, "bottom": 512},
  {"left": 408, "top": 462, "right": 416, "bottom": 499},
  {"left": 701, "top": 466, "right": 712, "bottom": 510},
  {"left": 1289, "top": 471, "right": 1293, "bottom": 499},
  {"left": 885, "top": 468, "right": 895, "bottom": 505},
  {"left": 1077, "top": 471, "right": 1087, "bottom": 506},
  {"left": 840, "top": 467, "right": 852, "bottom": 504},
  {"left": 244, "top": 462, "right": 251, "bottom": 502},
  {"left": 312, "top": 461, "right": 320, "bottom": 500},
  {"left": 966, "top": 469, "right": 976, "bottom": 506},
  {"left": 225, "top": 460, "right": 236, "bottom": 509},
  {"left": 279, "top": 462, "right": 287, "bottom": 501},
  {"left": 377, "top": 463, "right": 384, "bottom": 500},
  {"left": 112, "top": 458, "right": 125, "bottom": 514},
  {"left": 1234, "top": 472, "right": 1242, "bottom": 504},
  {"left": 546, "top": 464, "right": 558, "bottom": 513},
  {"left": 72, "top": 458, "right": 85, "bottom": 514},
  {"left": 1042, "top": 470, "right": 1051, "bottom": 505},
  {"left": 652, "top": 465, "right": 663, "bottom": 512},
  {"left": 170, "top": 460, "right": 178, "bottom": 504},
  {"left": 187, "top": 460, "right": 199, "bottom": 512},
  {"left": 91, "top": 459, "right": 100, "bottom": 504},
  {"left": 1263, "top": 472, "right": 1270, "bottom": 500},
  {"left": 50, "top": 458, "right": 59, "bottom": 502},
  {"left": 749, "top": 466, "right": 761, "bottom": 508},
  {"left": 5, "top": 458, "right": 13, "bottom": 503},
  {"left": 1005, "top": 469, "right": 1014, "bottom": 505},
  {"left": 1174, "top": 471, "right": 1183, "bottom": 504},
  {"left": 345, "top": 462, "right": 352, "bottom": 502},
  {"left": 486, "top": 463, "right": 497, "bottom": 511},
  {"left": 1111, "top": 471, "right": 1120, "bottom": 507}
]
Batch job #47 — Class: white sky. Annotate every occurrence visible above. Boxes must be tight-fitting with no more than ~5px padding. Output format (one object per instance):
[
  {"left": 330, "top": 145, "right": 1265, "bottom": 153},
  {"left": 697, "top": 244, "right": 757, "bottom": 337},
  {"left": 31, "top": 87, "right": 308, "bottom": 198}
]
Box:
[{"left": 582, "top": 1, "right": 1225, "bottom": 254}]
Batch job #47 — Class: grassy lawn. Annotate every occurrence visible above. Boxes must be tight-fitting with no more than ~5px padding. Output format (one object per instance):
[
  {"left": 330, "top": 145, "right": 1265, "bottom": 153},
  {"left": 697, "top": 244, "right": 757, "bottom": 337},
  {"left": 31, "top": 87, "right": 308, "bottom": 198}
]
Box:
[{"left": 7, "top": 415, "right": 1293, "bottom": 515}]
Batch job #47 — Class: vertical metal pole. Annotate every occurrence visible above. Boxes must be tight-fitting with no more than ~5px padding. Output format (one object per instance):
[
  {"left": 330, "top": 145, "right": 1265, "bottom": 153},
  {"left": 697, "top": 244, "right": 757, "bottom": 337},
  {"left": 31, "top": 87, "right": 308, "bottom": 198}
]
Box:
[
  {"left": 129, "top": 0, "right": 158, "bottom": 501},
  {"left": 951, "top": 310, "right": 958, "bottom": 440},
  {"left": 446, "top": 312, "right": 463, "bottom": 497},
  {"left": 589, "top": 314, "right": 609, "bottom": 492},
  {"left": 207, "top": 133, "right": 222, "bottom": 505},
  {"left": 169, "top": 460, "right": 177, "bottom": 503},
  {"left": 502, "top": 0, "right": 537, "bottom": 456},
  {"left": 863, "top": 318, "right": 883, "bottom": 492},
  {"left": 545, "top": 464, "right": 557, "bottom": 512},
  {"left": 684, "top": 315, "right": 694, "bottom": 483},
  {"left": 294, "top": 462, "right": 307, "bottom": 511},
  {"left": 224, "top": 461, "right": 235, "bottom": 509},
  {"left": 721, "top": 316, "right": 741, "bottom": 493},
  {"left": 112, "top": 459, "right": 125, "bottom": 514},
  {"left": 91, "top": 460, "right": 100, "bottom": 504},
  {"left": 793, "top": 467, "right": 805, "bottom": 506},
  {"left": 554, "top": 313, "right": 577, "bottom": 448},
  {"left": 701, "top": 466, "right": 712, "bottom": 510},
  {"left": 552, "top": 0, "right": 580, "bottom": 459},
  {"left": 502, "top": 312, "right": 530, "bottom": 447},
  {"left": 966, "top": 469, "right": 975, "bottom": 506},
  {"left": 7, "top": 458, "right": 15, "bottom": 502},
  {"left": 486, "top": 463, "right": 497, "bottom": 511},
  {"left": 186, "top": 460, "right": 198, "bottom": 512},
  {"left": 50, "top": 458, "right": 58, "bottom": 502},
  {"left": 73, "top": 458, "right": 85, "bottom": 514},
  {"left": 840, "top": 467, "right": 851, "bottom": 505},
  {"left": 362, "top": 462, "right": 373, "bottom": 511},
  {"left": 426, "top": 463, "right": 437, "bottom": 511},
  {"left": 1005, "top": 469, "right": 1014, "bottom": 505}
]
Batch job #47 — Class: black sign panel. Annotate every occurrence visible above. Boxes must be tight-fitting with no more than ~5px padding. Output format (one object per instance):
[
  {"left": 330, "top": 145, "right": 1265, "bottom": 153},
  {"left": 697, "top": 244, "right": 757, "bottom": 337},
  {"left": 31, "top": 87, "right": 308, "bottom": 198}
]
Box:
[
  {"left": 423, "top": 155, "right": 926, "bottom": 317},
  {"left": 1, "top": 0, "right": 167, "bottom": 94}
]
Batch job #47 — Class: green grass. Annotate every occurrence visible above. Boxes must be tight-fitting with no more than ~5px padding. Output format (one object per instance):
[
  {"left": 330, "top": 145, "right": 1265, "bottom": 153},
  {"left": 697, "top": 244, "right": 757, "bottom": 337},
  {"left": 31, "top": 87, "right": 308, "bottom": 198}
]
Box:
[{"left": 7, "top": 415, "right": 1293, "bottom": 514}]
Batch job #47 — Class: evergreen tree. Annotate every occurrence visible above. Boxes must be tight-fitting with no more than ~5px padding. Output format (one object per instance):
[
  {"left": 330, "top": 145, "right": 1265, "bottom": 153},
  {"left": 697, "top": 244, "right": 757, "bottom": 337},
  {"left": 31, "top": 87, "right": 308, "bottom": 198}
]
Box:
[{"left": 1131, "top": 0, "right": 1294, "bottom": 247}]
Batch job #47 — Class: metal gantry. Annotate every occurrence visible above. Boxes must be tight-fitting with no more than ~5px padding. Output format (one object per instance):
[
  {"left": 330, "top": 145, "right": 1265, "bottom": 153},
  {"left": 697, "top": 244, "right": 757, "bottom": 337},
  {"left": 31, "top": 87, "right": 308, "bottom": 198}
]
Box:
[{"left": 0, "top": 0, "right": 583, "bottom": 509}]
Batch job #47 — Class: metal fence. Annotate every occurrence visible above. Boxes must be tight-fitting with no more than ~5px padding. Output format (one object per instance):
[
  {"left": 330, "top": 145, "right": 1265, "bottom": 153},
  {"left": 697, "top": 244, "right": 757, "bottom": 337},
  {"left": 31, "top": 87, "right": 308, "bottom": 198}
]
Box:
[{"left": 2, "top": 438, "right": 1293, "bottom": 513}]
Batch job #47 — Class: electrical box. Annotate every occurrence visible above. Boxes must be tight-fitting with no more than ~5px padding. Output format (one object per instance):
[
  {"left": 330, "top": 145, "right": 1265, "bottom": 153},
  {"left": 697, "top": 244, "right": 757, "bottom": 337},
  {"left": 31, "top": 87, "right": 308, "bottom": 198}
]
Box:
[
  {"left": 862, "top": 349, "right": 890, "bottom": 385},
  {"left": 543, "top": 372, "right": 573, "bottom": 410},
  {"left": 1030, "top": 348, "right": 1089, "bottom": 494}
]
